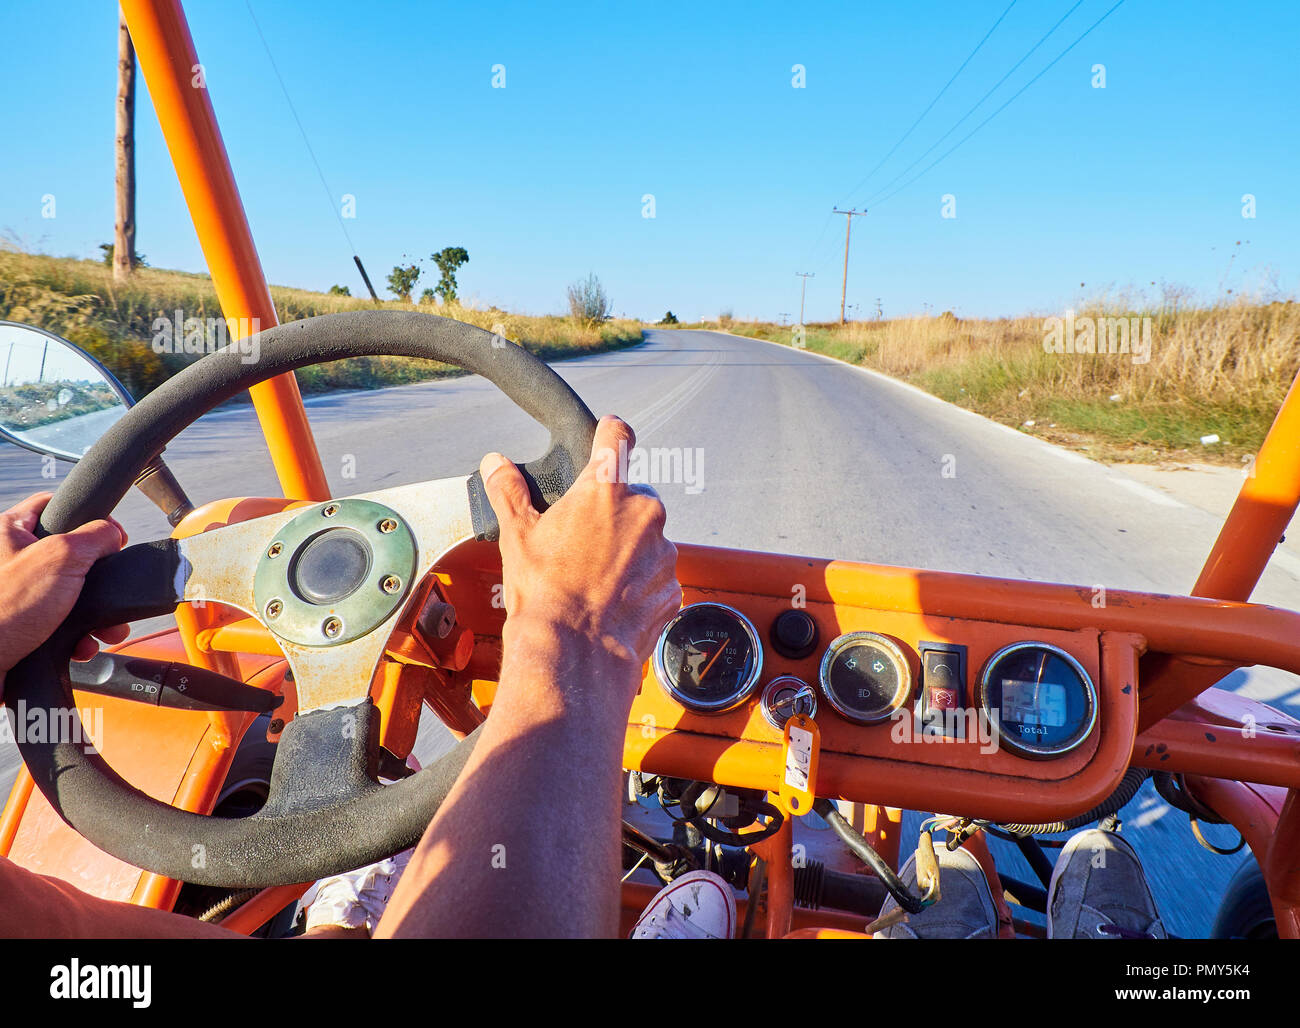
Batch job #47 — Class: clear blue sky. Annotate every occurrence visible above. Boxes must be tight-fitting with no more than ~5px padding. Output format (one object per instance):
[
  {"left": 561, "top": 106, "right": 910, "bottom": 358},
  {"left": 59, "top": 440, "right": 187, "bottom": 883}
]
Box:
[{"left": 2, "top": 0, "right": 1296, "bottom": 322}]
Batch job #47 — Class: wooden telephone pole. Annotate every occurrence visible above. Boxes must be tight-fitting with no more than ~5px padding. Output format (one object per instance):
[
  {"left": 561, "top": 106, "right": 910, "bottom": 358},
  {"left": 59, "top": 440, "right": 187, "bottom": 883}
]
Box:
[
  {"left": 113, "top": 13, "right": 136, "bottom": 283},
  {"left": 796, "top": 272, "right": 814, "bottom": 325},
  {"left": 831, "top": 208, "right": 866, "bottom": 324}
]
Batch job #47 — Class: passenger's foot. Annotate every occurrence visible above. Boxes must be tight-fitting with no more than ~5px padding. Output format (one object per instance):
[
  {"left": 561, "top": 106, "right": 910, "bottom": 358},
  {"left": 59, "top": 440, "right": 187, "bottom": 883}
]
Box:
[
  {"left": 301, "top": 848, "right": 413, "bottom": 936},
  {"left": 631, "top": 870, "right": 736, "bottom": 939},
  {"left": 1047, "top": 828, "right": 1167, "bottom": 939},
  {"left": 873, "top": 846, "right": 999, "bottom": 938}
]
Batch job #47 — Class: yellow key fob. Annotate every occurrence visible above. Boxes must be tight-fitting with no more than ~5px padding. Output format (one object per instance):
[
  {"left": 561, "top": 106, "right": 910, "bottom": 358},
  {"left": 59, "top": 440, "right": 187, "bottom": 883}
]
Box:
[{"left": 778, "top": 713, "right": 819, "bottom": 816}]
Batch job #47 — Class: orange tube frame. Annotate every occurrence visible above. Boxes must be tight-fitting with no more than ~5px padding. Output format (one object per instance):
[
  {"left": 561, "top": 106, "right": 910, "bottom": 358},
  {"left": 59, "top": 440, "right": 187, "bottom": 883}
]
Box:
[{"left": 119, "top": 0, "right": 329, "bottom": 504}]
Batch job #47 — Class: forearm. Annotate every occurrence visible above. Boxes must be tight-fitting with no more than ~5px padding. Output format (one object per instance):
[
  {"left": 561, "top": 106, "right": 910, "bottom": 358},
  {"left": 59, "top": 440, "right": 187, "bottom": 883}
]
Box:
[
  {"left": 376, "top": 624, "right": 639, "bottom": 938},
  {"left": 0, "top": 856, "right": 243, "bottom": 939}
]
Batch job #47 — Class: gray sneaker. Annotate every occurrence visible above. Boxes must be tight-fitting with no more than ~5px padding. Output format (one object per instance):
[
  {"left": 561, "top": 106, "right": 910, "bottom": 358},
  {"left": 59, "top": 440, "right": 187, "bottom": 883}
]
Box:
[
  {"left": 1047, "top": 828, "right": 1167, "bottom": 939},
  {"left": 873, "top": 845, "right": 999, "bottom": 939}
]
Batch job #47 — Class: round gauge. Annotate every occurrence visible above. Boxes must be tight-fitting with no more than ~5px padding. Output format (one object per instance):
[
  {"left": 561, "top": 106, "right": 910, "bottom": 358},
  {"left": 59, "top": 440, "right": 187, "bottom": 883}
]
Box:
[
  {"left": 760, "top": 676, "right": 818, "bottom": 730},
  {"left": 977, "top": 642, "right": 1097, "bottom": 759},
  {"left": 653, "top": 602, "right": 763, "bottom": 714},
  {"left": 818, "top": 632, "right": 913, "bottom": 724}
]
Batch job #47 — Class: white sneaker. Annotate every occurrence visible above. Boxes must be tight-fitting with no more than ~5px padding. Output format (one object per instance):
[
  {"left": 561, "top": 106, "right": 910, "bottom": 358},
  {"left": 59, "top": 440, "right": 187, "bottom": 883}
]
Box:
[
  {"left": 631, "top": 870, "right": 736, "bottom": 939},
  {"left": 301, "top": 847, "right": 413, "bottom": 934}
]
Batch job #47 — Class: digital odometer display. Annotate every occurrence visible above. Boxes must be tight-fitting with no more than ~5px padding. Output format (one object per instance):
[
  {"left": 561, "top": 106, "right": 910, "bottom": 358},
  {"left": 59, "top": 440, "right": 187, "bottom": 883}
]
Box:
[
  {"left": 818, "top": 632, "right": 913, "bottom": 725},
  {"left": 653, "top": 603, "right": 762, "bottom": 714},
  {"left": 978, "top": 643, "right": 1097, "bottom": 759}
]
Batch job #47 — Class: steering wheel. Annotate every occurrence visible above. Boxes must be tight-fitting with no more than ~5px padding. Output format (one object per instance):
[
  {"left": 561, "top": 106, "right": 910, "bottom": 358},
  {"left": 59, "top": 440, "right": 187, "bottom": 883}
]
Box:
[{"left": 6, "top": 310, "right": 597, "bottom": 888}]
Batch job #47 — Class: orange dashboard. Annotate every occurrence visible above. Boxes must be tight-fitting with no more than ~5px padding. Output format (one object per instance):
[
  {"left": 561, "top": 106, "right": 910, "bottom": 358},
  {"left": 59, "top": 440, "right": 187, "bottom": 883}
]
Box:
[
  {"left": 438, "top": 540, "right": 1145, "bottom": 825},
  {"left": 622, "top": 582, "right": 1137, "bottom": 825}
]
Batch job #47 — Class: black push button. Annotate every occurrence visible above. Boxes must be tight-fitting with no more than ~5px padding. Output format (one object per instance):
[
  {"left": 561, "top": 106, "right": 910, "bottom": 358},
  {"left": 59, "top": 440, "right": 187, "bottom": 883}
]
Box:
[{"left": 770, "top": 609, "right": 820, "bottom": 659}]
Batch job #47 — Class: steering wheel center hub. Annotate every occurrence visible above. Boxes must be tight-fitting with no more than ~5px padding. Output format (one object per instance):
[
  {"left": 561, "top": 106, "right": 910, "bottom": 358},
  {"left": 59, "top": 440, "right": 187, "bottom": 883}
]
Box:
[{"left": 253, "top": 498, "right": 416, "bottom": 647}]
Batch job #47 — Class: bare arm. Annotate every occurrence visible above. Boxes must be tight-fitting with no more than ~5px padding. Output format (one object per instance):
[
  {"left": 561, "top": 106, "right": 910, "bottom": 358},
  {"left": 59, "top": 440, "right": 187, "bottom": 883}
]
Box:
[{"left": 377, "top": 416, "right": 680, "bottom": 938}]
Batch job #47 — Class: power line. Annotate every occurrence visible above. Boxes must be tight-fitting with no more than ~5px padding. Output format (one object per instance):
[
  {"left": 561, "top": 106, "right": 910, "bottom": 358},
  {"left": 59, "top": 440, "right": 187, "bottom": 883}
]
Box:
[
  {"left": 870, "top": 0, "right": 1128, "bottom": 209},
  {"left": 858, "top": 0, "right": 1087, "bottom": 209},
  {"left": 244, "top": 1, "right": 357, "bottom": 259},
  {"left": 798, "top": 2, "right": 1017, "bottom": 283},
  {"left": 840, "top": 0, "right": 1018, "bottom": 202}
]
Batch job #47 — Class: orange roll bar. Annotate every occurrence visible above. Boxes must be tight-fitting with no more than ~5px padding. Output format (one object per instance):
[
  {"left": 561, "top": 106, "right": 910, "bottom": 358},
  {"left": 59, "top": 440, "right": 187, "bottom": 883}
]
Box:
[
  {"left": 1195, "top": 372, "right": 1300, "bottom": 603},
  {"left": 119, "top": 0, "right": 329, "bottom": 502}
]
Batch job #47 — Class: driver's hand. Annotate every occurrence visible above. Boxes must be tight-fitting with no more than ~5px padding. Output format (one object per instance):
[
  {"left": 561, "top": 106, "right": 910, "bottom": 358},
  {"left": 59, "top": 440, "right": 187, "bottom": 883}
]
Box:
[
  {"left": 0, "top": 493, "right": 130, "bottom": 700},
  {"left": 480, "top": 416, "right": 680, "bottom": 693}
]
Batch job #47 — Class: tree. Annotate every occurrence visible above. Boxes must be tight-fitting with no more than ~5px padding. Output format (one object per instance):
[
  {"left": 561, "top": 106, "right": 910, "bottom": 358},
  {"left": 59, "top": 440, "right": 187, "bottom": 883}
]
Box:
[
  {"left": 419, "top": 288, "right": 436, "bottom": 304},
  {"left": 328, "top": 284, "right": 351, "bottom": 296},
  {"left": 430, "top": 247, "right": 469, "bottom": 304},
  {"left": 99, "top": 243, "right": 146, "bottom": 268},
  {"left": 567, "top": 273, "right": 611, "bottom": 325},
  {"left": 113, "top": 13, "right": 136, "bottom": 284},
  {"left": 657, "top": 311, "right": 679, "bottom": 325},
  {"left": 387, "top": 263, "right": 420, "bottom": 302}
]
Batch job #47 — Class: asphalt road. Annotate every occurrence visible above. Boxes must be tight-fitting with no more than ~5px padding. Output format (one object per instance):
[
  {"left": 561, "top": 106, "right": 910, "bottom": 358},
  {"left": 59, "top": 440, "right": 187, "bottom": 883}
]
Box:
[{"left": 3, "top": 327, "right": 1298, "bottom": 937}]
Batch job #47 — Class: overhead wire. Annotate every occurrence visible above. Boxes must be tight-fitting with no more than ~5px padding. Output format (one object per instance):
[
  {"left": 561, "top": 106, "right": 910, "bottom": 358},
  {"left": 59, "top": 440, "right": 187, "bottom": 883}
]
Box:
[
  {"left": 858, "top": 0, "right": 1089, "bottom": 209},
  {"left": 839, "top": 0, "right": 1019, "bottom": 203},
  {"left": 244, "top": 0, "right": 359, "bottom": 259},
  {"left": 868, "top": 0, "right": 1128, "bottom": 209}
]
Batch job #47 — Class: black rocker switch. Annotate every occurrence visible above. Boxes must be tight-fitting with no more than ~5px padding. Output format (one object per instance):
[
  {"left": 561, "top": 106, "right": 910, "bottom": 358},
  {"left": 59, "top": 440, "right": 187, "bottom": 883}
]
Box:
[
  {"left": 918, "top": 641, "right": 966, "bottom": 736},
  {"left": 770, "top": 609, "right": 820, "bottom": 660}
]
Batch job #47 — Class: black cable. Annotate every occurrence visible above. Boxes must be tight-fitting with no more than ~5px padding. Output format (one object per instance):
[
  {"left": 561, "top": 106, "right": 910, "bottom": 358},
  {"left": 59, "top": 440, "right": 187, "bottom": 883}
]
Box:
[
  {"left": 813, "top": 798, "right": 928, "bottom": 914},
  {"left": 1013, "top": 833, "right": 1057, "bottom": 888},
  {"left": 999, "top": 767, "right": 1149, "bottom": 836}
]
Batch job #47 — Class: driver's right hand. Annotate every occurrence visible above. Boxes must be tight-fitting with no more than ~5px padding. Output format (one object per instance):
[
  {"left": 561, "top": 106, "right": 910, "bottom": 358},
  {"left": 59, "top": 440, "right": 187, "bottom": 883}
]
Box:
[{"left": 478, "top": 415, "right": 681, "bottom": 710}]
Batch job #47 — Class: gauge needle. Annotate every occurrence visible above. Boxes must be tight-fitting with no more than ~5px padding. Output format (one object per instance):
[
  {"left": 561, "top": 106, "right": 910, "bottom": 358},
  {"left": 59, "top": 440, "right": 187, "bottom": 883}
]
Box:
[{"left": 697, "top": 637, "right": 731, "bottom": 681}]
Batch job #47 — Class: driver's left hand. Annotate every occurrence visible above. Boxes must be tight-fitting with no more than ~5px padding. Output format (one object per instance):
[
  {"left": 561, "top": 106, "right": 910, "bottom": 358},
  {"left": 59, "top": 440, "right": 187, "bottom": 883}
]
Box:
[{"left": 0, "top": 493, "right": 130, "bottom": 700}]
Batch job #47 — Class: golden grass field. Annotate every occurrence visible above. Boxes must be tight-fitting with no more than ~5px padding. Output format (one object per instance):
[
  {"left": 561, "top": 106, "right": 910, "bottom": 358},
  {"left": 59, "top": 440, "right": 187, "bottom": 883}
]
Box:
[
  {"left": 0, "top": 249, "right": 643, "bottom": 399},
  {"left": 696, "top": 298, "right": 1300, "bottom": 464}
]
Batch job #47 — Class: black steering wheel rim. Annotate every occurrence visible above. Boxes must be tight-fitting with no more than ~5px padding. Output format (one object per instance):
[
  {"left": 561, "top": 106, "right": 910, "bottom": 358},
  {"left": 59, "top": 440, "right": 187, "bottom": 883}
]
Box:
[{"left": 6, "top": 310, "right": 599, "bottom": 888}]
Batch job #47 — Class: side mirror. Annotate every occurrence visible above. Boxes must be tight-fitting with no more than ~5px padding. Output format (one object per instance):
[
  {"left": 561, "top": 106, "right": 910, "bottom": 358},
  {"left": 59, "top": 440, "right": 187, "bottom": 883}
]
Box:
[
  {"left": 0, "top": 321, "right": 133, "bottom": 462},
  {"left": 0, "top": 321, "right": 193, "bottom": 526}
]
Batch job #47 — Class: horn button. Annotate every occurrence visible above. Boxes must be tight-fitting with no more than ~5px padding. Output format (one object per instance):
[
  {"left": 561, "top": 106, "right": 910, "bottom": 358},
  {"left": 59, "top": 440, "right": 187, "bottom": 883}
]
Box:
[
  {"left": 291, "top": 529, "right": 372, "bottom": 605},
  {"left": 252, "top": 498, "right": 417, "bottom": 647}
]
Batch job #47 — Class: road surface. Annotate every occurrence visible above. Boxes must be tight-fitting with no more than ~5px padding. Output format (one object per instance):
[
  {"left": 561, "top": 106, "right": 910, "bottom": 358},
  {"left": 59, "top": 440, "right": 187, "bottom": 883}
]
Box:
[{"left": 2, "top": 328, "right": 1298, "bottom": 937}]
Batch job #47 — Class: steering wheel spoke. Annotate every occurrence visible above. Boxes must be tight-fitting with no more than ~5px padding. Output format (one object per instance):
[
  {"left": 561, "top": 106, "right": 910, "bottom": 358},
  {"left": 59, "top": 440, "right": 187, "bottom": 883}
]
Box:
[{"left": 180, "top": 474, "right": 474, "bottom": 712}]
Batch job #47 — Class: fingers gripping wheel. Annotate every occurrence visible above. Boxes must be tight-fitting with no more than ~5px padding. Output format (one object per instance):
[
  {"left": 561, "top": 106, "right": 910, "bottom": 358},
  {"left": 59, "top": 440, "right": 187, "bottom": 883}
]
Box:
[{"left": 7, "top": 311, "right": 597, "bottom": 888}]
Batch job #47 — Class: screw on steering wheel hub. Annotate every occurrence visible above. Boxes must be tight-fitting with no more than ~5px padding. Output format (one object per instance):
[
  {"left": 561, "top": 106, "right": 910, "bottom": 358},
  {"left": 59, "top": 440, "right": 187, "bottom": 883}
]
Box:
[{"left": 252, "top": 498, "right": 417, "bottom": 647}]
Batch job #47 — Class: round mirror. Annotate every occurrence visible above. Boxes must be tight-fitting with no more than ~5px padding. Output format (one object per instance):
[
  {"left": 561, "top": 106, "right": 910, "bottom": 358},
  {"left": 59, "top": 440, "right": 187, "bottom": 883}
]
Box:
[{"left": 0, "top": 321, "right": 133, "bottom": 462}]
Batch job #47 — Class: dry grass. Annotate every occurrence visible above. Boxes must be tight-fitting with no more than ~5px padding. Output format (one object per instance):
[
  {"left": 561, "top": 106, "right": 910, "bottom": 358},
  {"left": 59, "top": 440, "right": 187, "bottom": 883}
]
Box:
[
  {"left": 700, "top": 297, "right": 1300, "bottom": 462},
  {"left": 0, "top": 249, "right": 642, "bottom": 398}
]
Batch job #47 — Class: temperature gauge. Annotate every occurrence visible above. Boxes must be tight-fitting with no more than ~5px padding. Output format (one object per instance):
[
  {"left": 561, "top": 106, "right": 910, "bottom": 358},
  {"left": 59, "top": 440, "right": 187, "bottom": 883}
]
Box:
[{"left": 653, "top": 602, "right": 763, "bottom": 714}]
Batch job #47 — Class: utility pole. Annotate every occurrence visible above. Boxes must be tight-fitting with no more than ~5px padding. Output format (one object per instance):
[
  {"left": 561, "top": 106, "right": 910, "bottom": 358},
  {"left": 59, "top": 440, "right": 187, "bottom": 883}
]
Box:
[
  {"left": 831, "top": 208, "right": 867, "bottom": 325},
  {"left": 114, "top": 13, "right": 136, "bottom": 283},
  {"left": 796, "top": 272, "right": 814, "bottom": 325}
]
